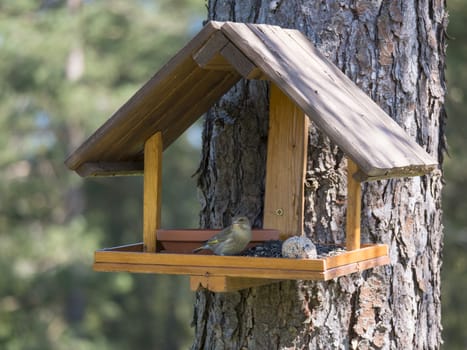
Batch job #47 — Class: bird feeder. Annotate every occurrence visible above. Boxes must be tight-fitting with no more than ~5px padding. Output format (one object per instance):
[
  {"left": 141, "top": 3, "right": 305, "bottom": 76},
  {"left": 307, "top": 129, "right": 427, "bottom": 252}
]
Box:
[{"left": 65, "top": 21, "right": 437, "bottom": 292}]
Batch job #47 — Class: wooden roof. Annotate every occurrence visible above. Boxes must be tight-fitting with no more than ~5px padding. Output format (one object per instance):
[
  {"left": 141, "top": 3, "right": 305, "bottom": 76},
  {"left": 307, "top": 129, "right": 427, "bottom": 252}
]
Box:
[{"left": 65, "top": 21, "right": 437, "bottom": 181}]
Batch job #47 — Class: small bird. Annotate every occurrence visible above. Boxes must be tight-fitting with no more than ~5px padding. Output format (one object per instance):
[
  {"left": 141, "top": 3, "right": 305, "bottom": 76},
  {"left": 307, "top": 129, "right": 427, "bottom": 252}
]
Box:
[{"left": 192, "top": 216, "right": 252, "bottom": 256}]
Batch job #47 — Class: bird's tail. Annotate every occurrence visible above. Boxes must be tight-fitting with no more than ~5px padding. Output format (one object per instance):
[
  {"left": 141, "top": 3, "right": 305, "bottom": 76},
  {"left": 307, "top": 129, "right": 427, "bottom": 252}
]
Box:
[{"left": 192, "top": 246, "right": 205, "bottom": 253}]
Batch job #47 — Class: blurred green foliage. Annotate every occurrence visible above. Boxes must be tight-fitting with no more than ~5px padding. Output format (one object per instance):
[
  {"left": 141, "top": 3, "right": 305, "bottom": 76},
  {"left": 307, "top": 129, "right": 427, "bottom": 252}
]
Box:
[
  {"left": 0, "top": 0, "right": 465, "bottom": 349},
  {"left": 0, "top": 1, "right": 203, "bottom": 349},
  {"left": 443, "top": 1, "right": 467, "bottom": 349}
]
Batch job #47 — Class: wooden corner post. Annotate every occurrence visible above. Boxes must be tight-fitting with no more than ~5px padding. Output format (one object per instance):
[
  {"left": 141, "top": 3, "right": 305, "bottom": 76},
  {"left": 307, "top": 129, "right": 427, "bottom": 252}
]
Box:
[
  {"left": 263, "top": 83, "right": 309, "bottom": 239},
  {"left": 346, "top": 158, "right": 361, "bottom": 251},
  {"left": 143, "top": 132, "right": 163, "bottom": 253}
]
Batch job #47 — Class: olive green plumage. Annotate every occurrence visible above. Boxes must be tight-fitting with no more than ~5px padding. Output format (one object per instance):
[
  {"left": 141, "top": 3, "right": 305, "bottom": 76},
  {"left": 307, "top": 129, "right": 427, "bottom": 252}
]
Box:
[{"left": 192, "top": 216, "right": 252, "bottom": 256}]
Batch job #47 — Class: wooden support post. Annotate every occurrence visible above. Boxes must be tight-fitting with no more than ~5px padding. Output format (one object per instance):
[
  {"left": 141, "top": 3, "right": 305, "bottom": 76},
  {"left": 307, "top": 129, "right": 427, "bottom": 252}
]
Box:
[
  {"left": 346, "top": 158, "right": 361, "bottom": 251},
  {"left": 263, "top": 83, "right": 309, "bottom": 239},
  {"left": 190, "top": 84, "right": 309, "bottom": 291},
  {"left": 143, "top": 132, "right": 163, "bottom": 253}
]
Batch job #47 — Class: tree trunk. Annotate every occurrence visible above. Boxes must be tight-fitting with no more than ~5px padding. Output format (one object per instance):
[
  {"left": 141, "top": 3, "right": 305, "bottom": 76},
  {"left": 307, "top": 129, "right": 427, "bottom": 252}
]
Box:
[{"left": 193, "top": 1, "right": 446, "bottom": 349}]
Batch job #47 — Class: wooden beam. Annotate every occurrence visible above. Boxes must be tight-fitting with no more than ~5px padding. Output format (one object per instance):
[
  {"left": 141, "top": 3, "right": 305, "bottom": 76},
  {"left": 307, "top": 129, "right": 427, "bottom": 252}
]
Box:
[
  {"left": 263, "top": 83, "right": 309, "bottom": 239},
  {"left": 143, "top": 132, "right": 162, "bottom": 252},
  {"left": 346, "top": 158, "right": 361, "bottom": 251},
  {"left": 75, "top": 161, "right": 144, "bottom": 177},
  {"left": 220, "top": 22, "right": 437, "bottom": 179},
  {"left": 192, "top": 31, "right": 231, "bottom": 71},
  {"left": 192, "top": 30, "right": 262, "bottom": 79},
  {"left": 65, "top": 21, "right": 225, "bottom": 173},
  {"left": 220, "top": 43, "right": 263, "bottom": 79},
  {"left": 190, "top": 276, "right": 279, "bottom": 292},
  {"left": 93, "top": 244, "right": 389, "bottom": 280}
]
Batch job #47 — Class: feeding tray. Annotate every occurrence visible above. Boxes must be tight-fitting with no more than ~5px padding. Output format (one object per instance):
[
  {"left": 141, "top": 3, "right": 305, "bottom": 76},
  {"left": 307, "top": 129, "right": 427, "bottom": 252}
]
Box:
[
  {"left": 65, "top": 21, "right": 436, "bottom": 292},
  {"left": 94, "top": 229, "right": 389, "bottom": 292}
]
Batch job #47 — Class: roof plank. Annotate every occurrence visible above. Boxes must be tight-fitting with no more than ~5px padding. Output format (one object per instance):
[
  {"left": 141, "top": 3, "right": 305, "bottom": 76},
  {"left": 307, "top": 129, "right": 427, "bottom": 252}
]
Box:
[
  {"left": 283, "top": 28, "right": 436, "bottom": 168},
  {"left": 66, "top": 21, "right": 437, "bottom": 180},
  {"left": 65, "top": 21, "right": 238, "bottom": 173},
  {"left": 221, "top": 22, "right": 437, "bottom": 179}
]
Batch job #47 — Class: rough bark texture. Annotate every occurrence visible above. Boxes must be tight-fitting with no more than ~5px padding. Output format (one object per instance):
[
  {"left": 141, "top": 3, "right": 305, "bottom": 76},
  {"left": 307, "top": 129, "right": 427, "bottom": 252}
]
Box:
[{"left": 193, "top": 1, "right": 446, "bottom": 349}]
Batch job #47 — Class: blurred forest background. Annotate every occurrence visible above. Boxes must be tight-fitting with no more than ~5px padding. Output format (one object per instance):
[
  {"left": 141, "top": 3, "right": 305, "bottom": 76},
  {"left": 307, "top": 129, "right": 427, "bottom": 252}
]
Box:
[{"left": 0, "top": 0, "right": 465, "bottom": 349}]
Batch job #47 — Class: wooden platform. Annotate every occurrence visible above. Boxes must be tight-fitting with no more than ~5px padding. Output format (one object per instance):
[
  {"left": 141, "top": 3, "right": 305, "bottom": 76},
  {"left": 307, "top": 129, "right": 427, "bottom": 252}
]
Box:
[
  {"left": 93, "top": 231, "right": 389, "bottom": 292},
  {"left": 61, "top": 21, "right": 427, "bottom": 293}
]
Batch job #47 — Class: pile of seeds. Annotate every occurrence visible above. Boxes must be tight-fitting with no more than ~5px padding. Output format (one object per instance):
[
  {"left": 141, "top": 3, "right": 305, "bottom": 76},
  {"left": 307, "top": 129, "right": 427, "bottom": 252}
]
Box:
[{"left": 240, "top": 240, "right": 346, "bottom": 258}]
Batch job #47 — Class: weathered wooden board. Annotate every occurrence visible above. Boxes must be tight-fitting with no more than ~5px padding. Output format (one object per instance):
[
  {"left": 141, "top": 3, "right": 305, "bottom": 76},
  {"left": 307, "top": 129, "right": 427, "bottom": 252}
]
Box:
[
  {"left": 192, "top": 30, "right": 231, "bottom": 70},
  {"left": 67, "top": 21, "right": 436, "bottom": 180},
  {"left": 193, "top": 31, "right": 261, "bottom": 79},
  {"left": 220, "top": 22, "right": 437, "bottom": 180},
  {"left": 65, "top": 21, "right": 241, "bottom": 176},
  {"left": 220, "top": 43, "right": 261, "bottom": 79}
]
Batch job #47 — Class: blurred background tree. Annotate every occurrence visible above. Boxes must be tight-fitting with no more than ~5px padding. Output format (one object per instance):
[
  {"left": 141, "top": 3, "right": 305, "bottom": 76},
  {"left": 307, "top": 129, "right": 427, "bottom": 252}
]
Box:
[
  {"left": 0, "top": 1, "right": 203, "bottom": 349},
  {"left": 0, "top": 0, "right": 465, "bottom": 349}
]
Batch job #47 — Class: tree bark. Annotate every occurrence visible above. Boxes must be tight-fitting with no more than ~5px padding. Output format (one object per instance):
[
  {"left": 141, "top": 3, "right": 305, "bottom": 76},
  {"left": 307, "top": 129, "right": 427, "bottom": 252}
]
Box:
[{"left": 193, "top": 1, "right": 446, "bottom": 349}]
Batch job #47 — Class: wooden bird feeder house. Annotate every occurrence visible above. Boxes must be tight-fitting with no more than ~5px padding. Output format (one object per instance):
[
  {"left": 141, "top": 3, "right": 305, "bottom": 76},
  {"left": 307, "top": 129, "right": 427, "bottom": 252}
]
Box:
[{"left": 65, "top": 21, "right": 437, "bottom": 292}]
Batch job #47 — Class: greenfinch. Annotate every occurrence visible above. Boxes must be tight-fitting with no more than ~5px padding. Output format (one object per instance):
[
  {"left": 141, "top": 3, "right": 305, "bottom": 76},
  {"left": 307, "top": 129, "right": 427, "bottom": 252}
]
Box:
[{"left": 193, "top": 216, "right": 252, "bottom": 256}]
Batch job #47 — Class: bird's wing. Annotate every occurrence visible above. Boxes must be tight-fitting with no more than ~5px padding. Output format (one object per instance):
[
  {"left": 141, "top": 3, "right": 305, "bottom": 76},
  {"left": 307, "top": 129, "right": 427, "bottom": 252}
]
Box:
[{"left": 207, "top": 227, "right": 231, "bottom": 244}]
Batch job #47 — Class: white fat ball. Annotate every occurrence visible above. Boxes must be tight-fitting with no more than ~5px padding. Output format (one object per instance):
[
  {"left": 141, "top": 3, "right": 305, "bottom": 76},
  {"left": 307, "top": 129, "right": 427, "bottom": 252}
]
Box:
[{"left": 282, "top": 236, "right": 317, "bottom": 259}]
